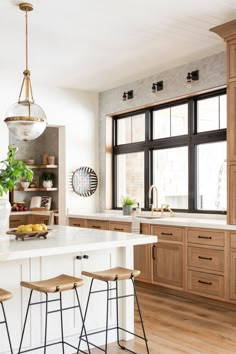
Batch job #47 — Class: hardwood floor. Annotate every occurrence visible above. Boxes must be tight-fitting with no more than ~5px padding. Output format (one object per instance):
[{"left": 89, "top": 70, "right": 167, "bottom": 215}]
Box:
[{"left": 89, "top": 285, "right": 236, "bottom": 353}]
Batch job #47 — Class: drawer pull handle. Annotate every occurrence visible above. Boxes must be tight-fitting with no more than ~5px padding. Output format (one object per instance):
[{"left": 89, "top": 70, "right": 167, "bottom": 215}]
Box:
[
  {"left": 152, "top": 245, "right": 156, "bottom": 260},
  {"left": 114, "top": 228, "right": 124, "bottom": 231},
  {"left": 92, "top": 225, "right": 101, "bottom": 229},
  {"left": 198, "top": 256, "right": 212, "bottom": 260},
  {"left": 198, "top": 280, "right": 212, "bottom": 285},
  {"left": 83, "top": 255, "right": 89, "bottom": 259},
  {"left": 75, "top": 224, "right": 80, "bottom": 227},
  {"left": 198, "top": 236, "right": 212, "bottom": 239},
  {"left": 161, "top": 232, "right": 173, "bottom": 236},
  {"left": 76, "top": 255, "right": 82, "bottom": 260}
]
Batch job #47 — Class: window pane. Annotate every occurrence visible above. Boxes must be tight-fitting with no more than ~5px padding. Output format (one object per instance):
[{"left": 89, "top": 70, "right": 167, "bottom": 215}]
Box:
[
  {"left": 153, "top": 147, "right": 188, "bottom": 209},
  {"left": 197, "top": 95, "right": 226, "bottom": 132},
  {"left": 220, "top": 94, "right": 226, "bottom": 129},
  {"left": 153, "top": 108, "right": 170, "bottom": 139},
  {"left": 171, "top": 104, "right": 188, "bottom": 136},
  {"left": 197, "top": 142, "right": 226, "bottom": 211},
  {"left": 117, "top": 114, "right": 145, "bottom": 145},
  {"left": 116, "top": 152, "right": 144, "bottom": 207},
  {"left": 153, "top": 104, "right": 188, "bottom": 139}
]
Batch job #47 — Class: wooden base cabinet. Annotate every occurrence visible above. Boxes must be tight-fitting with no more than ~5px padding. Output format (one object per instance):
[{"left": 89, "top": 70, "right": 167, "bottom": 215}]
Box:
[
  {"left": 153, "top": 243, "right": 183, "bottom": 289},
  {"left": 151, "top": 225, "right": 184, "bottom": 289},
  {"left": 134, "top": 224, "right": 153, "bottom": 283}
]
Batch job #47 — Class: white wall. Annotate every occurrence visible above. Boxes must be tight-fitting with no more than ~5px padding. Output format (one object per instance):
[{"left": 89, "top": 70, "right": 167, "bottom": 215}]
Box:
[{"left": 0, "top": 78, "right": 99, "bottom": 215}]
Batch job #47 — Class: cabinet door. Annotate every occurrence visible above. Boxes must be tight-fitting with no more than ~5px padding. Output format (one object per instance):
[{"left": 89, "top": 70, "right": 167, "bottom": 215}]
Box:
[
  {"left": 80, "top": 249, "right": 117, "bottom": 332},
  {"left": 153, "top": 243, "right": 183, "bottom": 289},
  {"left": 134, "top": 244, "right": 152, "bottom": 283},
  {"left": 134, "top": 223, "right": 152, "bottom": 283},
  {"left": 230, "top": 252, "right": 236, "bottom": 300},
  {"left": 0, "top": 259, "right": 30, "bottom": 352}
]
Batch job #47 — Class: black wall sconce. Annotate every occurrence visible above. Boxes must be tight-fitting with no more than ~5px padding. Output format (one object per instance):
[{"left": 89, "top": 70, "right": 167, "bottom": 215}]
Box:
[
  {"left": 122, "top": 90, "right": 133, "bottom": 101},
  {"left": 152, "top": 80, "right": 163, "bottom": 93},
  {"left": 185, "top": 70, "right": 199, "bottom": 88}
]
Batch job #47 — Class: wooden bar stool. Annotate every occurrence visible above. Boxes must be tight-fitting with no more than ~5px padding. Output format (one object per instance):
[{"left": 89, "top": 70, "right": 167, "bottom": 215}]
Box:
[
  {"left": 0, "top": 288, "right": 13, "bottom": 354},
  {"left": 78, "top": 267, "right": 149, "bottom": 354},
  {"left": 18, "top": 274, "right": 90, "bottom": 354}
]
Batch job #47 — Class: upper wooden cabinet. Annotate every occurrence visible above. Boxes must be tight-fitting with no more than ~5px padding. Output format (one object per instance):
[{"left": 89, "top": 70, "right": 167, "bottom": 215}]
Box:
[{"left": 210, "top": 20, "right": 236, "bottom": 224}]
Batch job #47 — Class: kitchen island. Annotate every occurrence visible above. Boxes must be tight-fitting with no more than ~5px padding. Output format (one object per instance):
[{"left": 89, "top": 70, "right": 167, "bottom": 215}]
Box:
[{"left": 0, "top": 225, "right": 156, "bottom": 353}]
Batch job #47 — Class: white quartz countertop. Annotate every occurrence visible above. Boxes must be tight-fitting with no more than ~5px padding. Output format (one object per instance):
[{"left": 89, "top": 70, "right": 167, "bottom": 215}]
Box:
[
  {"left": 0, "top": 225, "right": 156, "bottom": 262},
  {"left": 68, "top": 212, "right": 235, "bottom": 230}
]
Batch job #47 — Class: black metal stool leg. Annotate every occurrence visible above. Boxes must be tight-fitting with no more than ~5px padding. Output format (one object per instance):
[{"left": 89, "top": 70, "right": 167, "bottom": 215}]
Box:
[
  {"left": 104, "top": 280, "right": 110, "bottom": 354},
  {"left": 1, "top": 301, "right": 13, "bottom": 354},
  {"left": 74, "top": 287, "right": 91, "bottom": 354},
  {"left": 115, "top": 280, "right": 126, "bottom": 351},
  {"left": 44, "top": 293, "right": 48, "bottom": 354},
  {"left": 59, "top": 292, "right": 65, "bottom": 354},
  {"left": 131, "top": 278, "right": 149, "bottom": 354},
  {"left": 77, "top": 278, "right": 94, "bottom": 353},
  {"left": 18, "top": 289, "right": 33, "bottom": 354}
]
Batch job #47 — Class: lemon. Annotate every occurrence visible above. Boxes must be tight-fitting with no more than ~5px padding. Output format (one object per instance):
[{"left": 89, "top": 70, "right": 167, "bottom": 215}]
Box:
[
  {"left": 32, "top": 224, "right": 43, "bottom": 231},
  {"left": 40, "top": 224, "right": 47, "bottom": 231}
]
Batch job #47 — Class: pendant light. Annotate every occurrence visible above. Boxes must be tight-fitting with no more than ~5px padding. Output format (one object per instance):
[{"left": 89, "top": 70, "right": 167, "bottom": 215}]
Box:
[{"left": 4, "top": 3, "right": 47, "bottom": 141}]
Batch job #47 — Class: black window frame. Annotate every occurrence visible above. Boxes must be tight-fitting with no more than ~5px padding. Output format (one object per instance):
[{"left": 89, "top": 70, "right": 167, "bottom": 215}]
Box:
[{"left": 112, "top": 88, "right": 227, "bottom": 214}]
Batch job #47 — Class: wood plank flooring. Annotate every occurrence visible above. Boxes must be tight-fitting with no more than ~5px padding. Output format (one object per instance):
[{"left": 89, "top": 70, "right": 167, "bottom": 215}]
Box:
[{"left": 89, "top": 285, "right": 236, "bottom": 354}]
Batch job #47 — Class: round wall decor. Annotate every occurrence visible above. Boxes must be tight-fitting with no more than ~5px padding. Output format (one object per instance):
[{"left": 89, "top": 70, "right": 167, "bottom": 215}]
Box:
[{"left": 72, "top": 166, "right": 98, "bottom": 197}]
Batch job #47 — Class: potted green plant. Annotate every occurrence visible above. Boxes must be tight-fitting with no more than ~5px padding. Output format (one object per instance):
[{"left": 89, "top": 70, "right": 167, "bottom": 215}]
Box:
[
  {"left": 121, "top": 196, "right": 137, "bottom": 215},
  {"left": 0, "top": 145, "right": 33, "bottom": 234},
  {"left": 41, "top": 172, "right": 55, "bottom": 188}
]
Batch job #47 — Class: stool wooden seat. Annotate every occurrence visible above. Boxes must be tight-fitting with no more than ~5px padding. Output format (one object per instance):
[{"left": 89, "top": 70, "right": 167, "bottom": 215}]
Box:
[
  {"left": 0, "top": 288, "right": 13, "bottom": 354},
  {"left": 21, "top": 274, "right": 84, "bottom": 293},
  {"left": 79, "top": 267, "right": 149, "bottom": 354},
  {"left": 82, "top": 266, "right": 140, "bottom": 281},
  {"left": 0, "top": 288, "right": 13, "bottom": 302}
]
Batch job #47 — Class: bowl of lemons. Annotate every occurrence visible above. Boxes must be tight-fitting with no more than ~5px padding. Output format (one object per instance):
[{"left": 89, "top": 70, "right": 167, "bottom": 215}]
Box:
[{"left": 7, "top": 223, "right": 49, "bottom": 240}]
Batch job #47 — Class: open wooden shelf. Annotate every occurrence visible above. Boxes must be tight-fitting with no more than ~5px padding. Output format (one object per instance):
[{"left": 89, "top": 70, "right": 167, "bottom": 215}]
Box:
[
  {"left": 21, "top": 188, "right": 58, "bottom": 192},
  {"left": 27, "top": 165, "right": 58, "bottom": 169}
]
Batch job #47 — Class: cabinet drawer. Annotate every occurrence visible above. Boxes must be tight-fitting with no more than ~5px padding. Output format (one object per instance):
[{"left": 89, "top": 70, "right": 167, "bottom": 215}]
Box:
[
  {"left": 187, "top": 270, "right": 224, "bottom": 298},
  {"left": 151, "top": 226, "right": 183, "bottom": 242},
  {"left": 10, "top": 215, "right": 29, "bottom": 228},
  {"left": 87, "top": 219, "right": 109, "bottom": 230},
  {"left": 68, "top": 218, "right": 86, "bottom": 228},
  {"left": 187, "top": 229, "right": 225, "bottom": 247},
  {"left": 188, "top": 246, "right": 224, "bottom": 272},
  {"left": 109, "top": 221, "right": 131, "bottom": 233}
]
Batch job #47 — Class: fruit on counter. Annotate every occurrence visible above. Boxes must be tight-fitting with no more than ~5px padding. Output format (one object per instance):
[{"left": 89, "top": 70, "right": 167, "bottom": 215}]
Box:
[
  {"left": 16, "top": 224, "right": 47, "bottom": 233},
  {"left": 11, "top": 202, "right": 28, "bottom": 212}
]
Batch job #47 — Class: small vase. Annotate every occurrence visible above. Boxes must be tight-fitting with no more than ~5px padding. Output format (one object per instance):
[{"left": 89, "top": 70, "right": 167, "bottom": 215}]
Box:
[
  {"left": 43, "top": 180, "right": 53, "bottom": 188},
  {"left": 123, "top": 205, "right": 133, "bottom": 216},
  {"left": 0, "top": 197, "right": 11, "bottom": 235}
]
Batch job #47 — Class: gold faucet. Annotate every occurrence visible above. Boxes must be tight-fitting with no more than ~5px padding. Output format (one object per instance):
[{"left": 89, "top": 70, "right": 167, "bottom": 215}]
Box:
[
  {"left": 148, "top": 185, "right": 175, "bottom": 217},
  {"left": 148, "top": 185, "right": 158, "bottom": 215}
]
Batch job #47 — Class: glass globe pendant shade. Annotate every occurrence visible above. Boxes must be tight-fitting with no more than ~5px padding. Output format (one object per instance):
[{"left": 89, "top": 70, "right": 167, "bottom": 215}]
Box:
[
  {"left": 4, "top": 3, "right": 47, "bottom": 142},
  {"left": 4, "top": 101, "right": 47, "bottom": 141}
]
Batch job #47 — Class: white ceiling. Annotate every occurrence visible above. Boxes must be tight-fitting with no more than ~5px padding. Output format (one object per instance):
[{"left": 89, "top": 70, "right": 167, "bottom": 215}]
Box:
[{"left": 1, "top": 0, "right": 236, "bottom": 92}]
